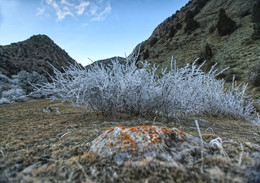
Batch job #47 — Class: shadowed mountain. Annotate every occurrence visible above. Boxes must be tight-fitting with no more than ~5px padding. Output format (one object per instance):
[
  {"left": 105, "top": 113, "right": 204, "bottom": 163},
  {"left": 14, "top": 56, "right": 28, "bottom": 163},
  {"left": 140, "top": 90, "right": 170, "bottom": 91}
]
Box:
[
  {"left": 0, "top": 35, "right": 78, "bottom": 78},
  {"left": 132, "top": 0, "right": 260, "bottom": 96}
]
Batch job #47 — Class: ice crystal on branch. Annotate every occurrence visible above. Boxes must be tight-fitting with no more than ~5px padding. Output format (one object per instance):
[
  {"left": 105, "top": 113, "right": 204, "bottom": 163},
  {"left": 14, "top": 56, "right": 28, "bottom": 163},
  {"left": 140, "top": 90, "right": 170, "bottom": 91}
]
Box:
[{"left": 33, "top": 53, "right": 259, "bottom": 124}]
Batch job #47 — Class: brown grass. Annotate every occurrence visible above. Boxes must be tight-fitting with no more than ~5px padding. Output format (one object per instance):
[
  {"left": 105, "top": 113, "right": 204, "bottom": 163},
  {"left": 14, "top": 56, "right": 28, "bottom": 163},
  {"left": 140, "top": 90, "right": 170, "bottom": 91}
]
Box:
[{"left": 0, "top": 99, "right": 260, "bottom": 182}]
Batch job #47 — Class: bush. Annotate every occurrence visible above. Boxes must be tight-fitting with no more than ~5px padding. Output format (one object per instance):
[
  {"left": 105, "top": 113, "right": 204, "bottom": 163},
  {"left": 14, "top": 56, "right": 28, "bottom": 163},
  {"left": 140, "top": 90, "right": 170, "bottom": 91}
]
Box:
[
  {"left": 184, "top": 19, "right": 200, "bottom": 34},
  {"left": 33, "top": 54, "right": 260, "bottom": 124},
  {"left": 0, "top": 70, "right": 48, "bottom": 104},
  {"left": 252, "top": 0, "right": 260, "bottom": 23},
  {"left": 217, "top": 9, "right": 236, "bottom": 36},
  {"left": 0, "top": 71, "right": 13, "bottom": 98},
  {"left": 143, "top": 49, "right": 150, "bottom": 60},
  {"left": 2, "top": 88, "right": 27, "bottom": 102},
  {"left": 251, "top": 1, "right": 260, "bottom": 41},
  {"left": 209, "top": 25, "right": 216, "bottom": 33},
  {"left": 175, "top": 23, "right": 182, "bottom": 30},
  {"left": 249, "top": 63, "right": 260, "bottom": 87},
  {"left": 149, "top": 37, "right": 158, "bottom": 47},
  {"left": 168, "top": 26, "right": 177, "bottom": 38},
  {"left": 14, "top": 70, "right": 48, "bottom": 94},
  {"left": 0, "top": 98, "right": 10, "bottom": 104}
]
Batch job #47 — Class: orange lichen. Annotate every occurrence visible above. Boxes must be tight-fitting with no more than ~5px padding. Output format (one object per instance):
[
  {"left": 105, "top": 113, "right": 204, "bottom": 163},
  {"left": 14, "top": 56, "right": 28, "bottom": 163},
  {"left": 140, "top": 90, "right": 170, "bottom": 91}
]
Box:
[{"left": 108, "top": 126, "right": 184, "bottom": 154}]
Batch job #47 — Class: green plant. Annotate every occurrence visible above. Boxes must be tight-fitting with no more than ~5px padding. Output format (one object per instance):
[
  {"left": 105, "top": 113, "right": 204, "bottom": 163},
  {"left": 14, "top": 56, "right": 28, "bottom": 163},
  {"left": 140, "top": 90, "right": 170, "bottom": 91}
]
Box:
[
  {"left": 143, "top": 49, "right": 149, "bottom": 60},
  {"left": 149, "top": 37, "right": 158, "bottom": 47},
  {"left": 217, "top": 9, "right": 236, "bottom": 36}
]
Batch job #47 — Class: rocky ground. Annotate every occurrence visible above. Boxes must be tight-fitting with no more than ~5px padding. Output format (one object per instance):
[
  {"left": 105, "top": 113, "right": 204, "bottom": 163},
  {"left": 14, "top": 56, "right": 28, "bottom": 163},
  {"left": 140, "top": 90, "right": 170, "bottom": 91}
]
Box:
[{"left": 1, "top": 99, "right": 260, "bottom": 183}]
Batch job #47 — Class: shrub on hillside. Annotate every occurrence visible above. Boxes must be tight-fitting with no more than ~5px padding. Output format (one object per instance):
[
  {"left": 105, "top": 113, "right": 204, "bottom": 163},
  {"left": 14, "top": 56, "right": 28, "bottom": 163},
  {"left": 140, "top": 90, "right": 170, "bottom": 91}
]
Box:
[
  {"left": 0, "top": 70, "right": 47, "bottom": 104},
  {"left": 252, "top": 0, "right": 260, "bottom": 23},
  {"left": 175, "top": 23, "right": 182, "bottom": 30},
  {"left": 168, "top": 26, "right": 177, "bottom": 38},
  {"left": 143, "top": 49, "right": 150, "bottom": 60},
  {"left": 249, "top": 63, "right": 260, "bottom": 87},
  {"left": 184, "top": 18, "right": 200, "bottom": 34},
  {"left": 0, "top": 71, "right": 12, "bottom": 96},
  {"left": 2, "top": 88, "right": 27, "bottom": 102},
  {"left": 14, "top": 70, "right": 48, "bottom": 94},
  {"left": 184, "top": 10, "right": 200, "bottom": 34},
  {"left": 217, "top": 9, "right": 236, "bottom": 36},
  {"left": 33, "top": 54, "right": 260, "bottom": 124},
  {"left": 149, "top": 37, "right": 158, "bottom": 47}
]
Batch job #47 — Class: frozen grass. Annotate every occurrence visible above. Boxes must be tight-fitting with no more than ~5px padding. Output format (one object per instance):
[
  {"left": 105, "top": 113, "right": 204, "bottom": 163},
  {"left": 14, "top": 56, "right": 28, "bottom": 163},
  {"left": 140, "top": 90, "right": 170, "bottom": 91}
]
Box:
[{"left": 33, "top": 53, "right": 259, "bottom": 124}]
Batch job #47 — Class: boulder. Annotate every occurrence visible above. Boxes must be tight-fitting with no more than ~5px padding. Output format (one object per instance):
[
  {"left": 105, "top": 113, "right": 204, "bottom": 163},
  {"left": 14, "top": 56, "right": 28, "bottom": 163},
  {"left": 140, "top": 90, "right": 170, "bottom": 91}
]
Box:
[{"left": 90, "top": 125, "right": 210, "bottom": 166}]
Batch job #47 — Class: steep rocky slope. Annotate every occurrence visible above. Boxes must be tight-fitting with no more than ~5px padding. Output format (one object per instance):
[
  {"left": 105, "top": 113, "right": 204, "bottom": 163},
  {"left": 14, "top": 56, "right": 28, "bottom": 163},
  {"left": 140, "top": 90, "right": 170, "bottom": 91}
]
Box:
[
  {"left": 133, "top": 0, "right": 260, "bottom": 97},
  {"left": 0, "top": 35, "right": 78, "bottom": 78}
]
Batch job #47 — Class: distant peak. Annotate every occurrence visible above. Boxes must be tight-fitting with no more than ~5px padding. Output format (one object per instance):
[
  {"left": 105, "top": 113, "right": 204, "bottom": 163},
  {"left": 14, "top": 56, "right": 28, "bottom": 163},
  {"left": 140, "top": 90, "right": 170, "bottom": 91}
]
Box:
[{"left": 27, "top": 34, "right": 53, "bottom": 44}]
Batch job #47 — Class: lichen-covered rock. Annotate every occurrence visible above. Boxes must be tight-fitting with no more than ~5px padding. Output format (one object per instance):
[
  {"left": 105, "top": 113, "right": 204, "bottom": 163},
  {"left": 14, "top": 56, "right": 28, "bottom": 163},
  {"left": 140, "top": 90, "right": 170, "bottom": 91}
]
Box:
[{"left": 90, "top": 125, "right": 209, "bottom": 166}]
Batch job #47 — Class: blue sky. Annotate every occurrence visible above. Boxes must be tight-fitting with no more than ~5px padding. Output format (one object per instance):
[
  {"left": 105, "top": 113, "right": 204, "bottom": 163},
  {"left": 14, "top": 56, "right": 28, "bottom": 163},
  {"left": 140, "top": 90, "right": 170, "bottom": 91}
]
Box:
[{"left": 0, "top": 0, "right": 189, "bottom": 66}]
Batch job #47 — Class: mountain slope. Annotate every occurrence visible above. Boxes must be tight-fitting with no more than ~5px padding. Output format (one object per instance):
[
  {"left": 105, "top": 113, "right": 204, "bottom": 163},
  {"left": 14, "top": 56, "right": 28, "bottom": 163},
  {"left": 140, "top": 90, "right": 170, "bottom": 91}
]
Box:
[
  {"left": 133, "top": 0, "right": 260, "bottom": 97},
  {"left": 86, "top": 56, "right": 126, "bottom": 70},
  {"left": 0, "top": 35, "right": 78, "bottom": 78}
]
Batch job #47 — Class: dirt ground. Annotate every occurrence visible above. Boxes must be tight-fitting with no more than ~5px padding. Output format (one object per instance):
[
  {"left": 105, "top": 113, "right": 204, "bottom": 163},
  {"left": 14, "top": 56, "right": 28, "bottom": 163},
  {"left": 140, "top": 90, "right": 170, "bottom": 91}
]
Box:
[{"left": 0, "top": 99, "right": 260, "bottom": 183}]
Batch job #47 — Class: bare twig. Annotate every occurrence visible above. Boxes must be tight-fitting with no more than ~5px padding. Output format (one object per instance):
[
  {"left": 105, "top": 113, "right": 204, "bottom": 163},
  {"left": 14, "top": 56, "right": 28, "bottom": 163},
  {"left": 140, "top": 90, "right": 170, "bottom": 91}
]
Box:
[
  {"left": 195, "top": 120, "right": 204, "bottom": 173},
  {"left": 238, "top": 143, "right": 244, "bottom": 166},
  {"left": 0, "top": 150, "right": 5, "bottom": 158},
  {"left": 61, "top": 131, "right": 71, "bottom": 138}
]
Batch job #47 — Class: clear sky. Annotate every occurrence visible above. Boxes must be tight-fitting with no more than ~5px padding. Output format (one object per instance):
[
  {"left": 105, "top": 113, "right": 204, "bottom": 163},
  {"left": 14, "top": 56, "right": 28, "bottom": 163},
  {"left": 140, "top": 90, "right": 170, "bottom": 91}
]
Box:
[{"left": 0, "top": 0, "right": 189, "bottom": 66}]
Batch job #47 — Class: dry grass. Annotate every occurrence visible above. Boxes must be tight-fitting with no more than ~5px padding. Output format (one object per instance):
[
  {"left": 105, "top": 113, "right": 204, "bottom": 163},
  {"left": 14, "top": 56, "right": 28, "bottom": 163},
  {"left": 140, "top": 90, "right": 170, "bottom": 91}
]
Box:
[{"left": 0, "top": 99, "right": 260, "bottom": 182}]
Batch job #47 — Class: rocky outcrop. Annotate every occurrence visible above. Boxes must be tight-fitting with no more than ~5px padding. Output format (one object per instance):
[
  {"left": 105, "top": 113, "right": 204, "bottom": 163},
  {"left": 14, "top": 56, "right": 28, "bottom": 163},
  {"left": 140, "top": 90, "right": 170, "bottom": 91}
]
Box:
[
  {"left": 0, "top": 35, "right": 78, "bottom": 78},
  {"left": 133, "top": 0, "right": 260, "bottom": 97}
]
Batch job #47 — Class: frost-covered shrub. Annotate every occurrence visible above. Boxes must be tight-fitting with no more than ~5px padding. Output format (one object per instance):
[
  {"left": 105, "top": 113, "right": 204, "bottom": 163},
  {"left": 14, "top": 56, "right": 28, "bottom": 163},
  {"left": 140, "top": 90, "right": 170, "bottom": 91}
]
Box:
[
  {"left": 0, "top": 98, "right": 10, "bottom": 104},
  {"left": 0, "top": 71, "right": 12, "bottom": 99},
  {"left": 33, "top": 54, "right": 260, "bottom": 124},
  {"left": 0, "top": 70, "right": 47, "bottom": 104},
  {"left": 0, "top": 71, "right": 12, "bottom": 95},
  {"left": 0, "top": 71, "right": 11, "bottom": 84},
  {"left": 2, "top": 88, "right": 27, "bottom": 102},
  {"left": 14, "top": 70, "right": 48, "bottom": 94}
]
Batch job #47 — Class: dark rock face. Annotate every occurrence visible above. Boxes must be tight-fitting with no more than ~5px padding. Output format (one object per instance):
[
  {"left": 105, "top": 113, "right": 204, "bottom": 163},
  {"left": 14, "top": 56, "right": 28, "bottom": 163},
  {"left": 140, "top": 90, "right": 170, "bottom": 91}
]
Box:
[
  {"left": 0, "top": 35, "right": 77, "bottom": 78},
  {"left": 132, "top": 0, "right": 260, "bottom": 97},
  {"left": 217, "top": 9, "right": 236, "bottom": 36}
]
